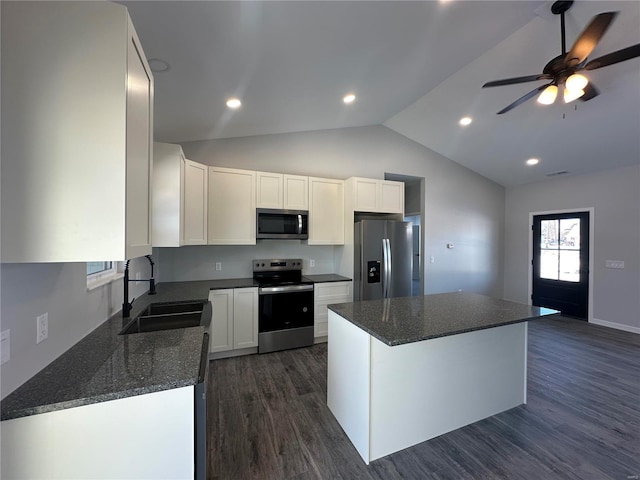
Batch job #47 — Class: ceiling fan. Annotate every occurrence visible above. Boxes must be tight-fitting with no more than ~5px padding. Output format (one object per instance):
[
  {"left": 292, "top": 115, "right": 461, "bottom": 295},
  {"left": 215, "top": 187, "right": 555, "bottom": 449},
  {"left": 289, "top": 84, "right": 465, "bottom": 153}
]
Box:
[{"left": 482, "top": 0, "right": 640, "bottom": 114}]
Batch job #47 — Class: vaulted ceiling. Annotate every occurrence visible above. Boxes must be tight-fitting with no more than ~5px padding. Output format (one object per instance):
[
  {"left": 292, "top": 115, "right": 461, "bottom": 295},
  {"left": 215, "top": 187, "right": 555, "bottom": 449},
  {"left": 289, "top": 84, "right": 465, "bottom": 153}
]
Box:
[{"left": 122, "top": 1, "right": 640, "bottom": 187}]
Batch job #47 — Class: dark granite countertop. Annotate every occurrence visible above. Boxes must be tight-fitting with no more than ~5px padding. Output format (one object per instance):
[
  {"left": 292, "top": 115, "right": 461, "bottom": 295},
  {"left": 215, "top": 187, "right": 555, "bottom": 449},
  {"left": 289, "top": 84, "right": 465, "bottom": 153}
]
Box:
[
  {"left": 328, "top": 292, "right": 558, "bottom": 346},
  {"left": 303, "top": 274, "right": 352, "bottom": 283},
  {"left": 1, "top": 281, "right": 217, "bottom": 421},
  {"left": 1, "top": 274, "right": 353, "bottom": 421}
]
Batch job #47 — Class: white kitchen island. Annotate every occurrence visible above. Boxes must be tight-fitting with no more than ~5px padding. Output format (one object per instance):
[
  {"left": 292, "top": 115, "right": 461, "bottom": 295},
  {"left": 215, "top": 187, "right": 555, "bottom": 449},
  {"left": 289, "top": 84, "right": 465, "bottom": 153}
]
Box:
[{"left": 327, "top": 292, "right": 557, "bottom": 464}]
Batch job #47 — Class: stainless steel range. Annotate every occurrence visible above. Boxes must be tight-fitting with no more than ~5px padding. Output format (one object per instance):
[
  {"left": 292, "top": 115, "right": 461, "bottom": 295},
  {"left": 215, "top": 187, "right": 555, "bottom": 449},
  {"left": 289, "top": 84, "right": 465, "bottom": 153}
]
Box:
[{"left": 253, "top": 259, "right": 314, "bottom": 354}]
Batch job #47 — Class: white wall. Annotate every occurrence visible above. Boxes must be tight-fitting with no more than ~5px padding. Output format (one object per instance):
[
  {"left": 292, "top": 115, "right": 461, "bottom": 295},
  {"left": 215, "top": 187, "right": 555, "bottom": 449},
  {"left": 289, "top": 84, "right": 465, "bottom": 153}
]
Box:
[
  {"left": 0, "top": 256, "right": 155, "bottom": 398},
  {"left": 504, "top": 164, "right": 640, "bottom": 331},
  {"left": 182, "top": 125, "right": 505, "bottom": 296}
]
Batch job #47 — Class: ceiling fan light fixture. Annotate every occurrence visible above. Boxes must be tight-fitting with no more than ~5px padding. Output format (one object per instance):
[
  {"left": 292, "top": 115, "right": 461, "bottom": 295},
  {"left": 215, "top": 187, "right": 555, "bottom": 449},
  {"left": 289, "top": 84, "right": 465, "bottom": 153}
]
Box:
[
  {"left": 226, "top": 98, "right": 242, "bottom": 109},
  {"left": 537, "top": 85, "right": 558, "bottom": 105},
  {"left": 343, "top": 93, "right": 356, "bottom": 104},
  {"left": 564, "top": 87, "right": 585, "bottom": 103},
  {"left": 565, "top": 73, "right": 588, "bottom": 93}
]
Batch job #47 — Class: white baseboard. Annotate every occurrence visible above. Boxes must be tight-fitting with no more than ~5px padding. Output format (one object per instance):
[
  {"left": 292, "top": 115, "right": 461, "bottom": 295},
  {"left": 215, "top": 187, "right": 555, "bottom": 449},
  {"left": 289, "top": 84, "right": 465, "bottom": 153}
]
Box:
[{"left": 590, "top": 318, "right": 640, "bottom": 334}]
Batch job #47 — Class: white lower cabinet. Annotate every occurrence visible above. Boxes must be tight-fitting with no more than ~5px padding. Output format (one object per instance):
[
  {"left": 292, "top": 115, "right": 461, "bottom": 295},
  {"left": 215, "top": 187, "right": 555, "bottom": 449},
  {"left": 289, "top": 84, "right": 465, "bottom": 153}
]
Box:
[
  {"left": 209, "top": 287, "right": 258, "bottom": 355},
  {"left": 1, "top": 387, "right": 194, "bottom": 479},
  {"left": 314, "top": 281, "right": 352, "bottom": 338},
  {"left": 233, "top": 287, "right": 259, "bottom": 349}
]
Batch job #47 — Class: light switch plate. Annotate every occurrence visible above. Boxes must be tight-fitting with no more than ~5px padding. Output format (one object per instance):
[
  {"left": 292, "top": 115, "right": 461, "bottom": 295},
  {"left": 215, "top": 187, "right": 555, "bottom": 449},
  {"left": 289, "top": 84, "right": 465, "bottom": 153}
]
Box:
[
  {"left": 37, "top": 313, "right": 48, "bottom": 344},
  {"left": 605, "top": 260, "right": 624, "bottom": 269},
  {"left": 1, "top": 329, "right": 10, "bottom": 365}
]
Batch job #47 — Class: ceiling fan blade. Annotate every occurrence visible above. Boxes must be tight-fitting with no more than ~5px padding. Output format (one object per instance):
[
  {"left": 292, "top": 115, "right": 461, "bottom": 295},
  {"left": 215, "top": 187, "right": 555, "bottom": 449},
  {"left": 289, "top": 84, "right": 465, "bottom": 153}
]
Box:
[
  {"left": 496, "top": 84, "right": 551, "bottom": 115},
  {"left": 483, "top": 74, "right": 551, "bottom": 88},
  {"left": 584, "top": 43, "right": 640, "bottom": 70},
  {"left": 565, "top": 12, "right": 618, "bottom": 67},
  {"left": 579, "top": 82, "right": 599, "bottom": 101}
]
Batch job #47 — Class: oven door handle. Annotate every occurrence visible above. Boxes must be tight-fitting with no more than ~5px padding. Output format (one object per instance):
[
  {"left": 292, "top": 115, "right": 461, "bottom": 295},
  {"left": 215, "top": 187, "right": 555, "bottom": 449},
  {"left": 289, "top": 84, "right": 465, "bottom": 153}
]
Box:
[{"left": 259, "top": 284, "right": 315, "bottom": 295}]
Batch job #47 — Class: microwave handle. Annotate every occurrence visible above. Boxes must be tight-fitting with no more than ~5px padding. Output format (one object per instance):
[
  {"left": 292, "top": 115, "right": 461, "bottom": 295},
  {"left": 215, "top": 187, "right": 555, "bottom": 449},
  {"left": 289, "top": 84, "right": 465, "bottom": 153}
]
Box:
[{"left": 298, "top": 214, "right": 303, "bottom": 235}]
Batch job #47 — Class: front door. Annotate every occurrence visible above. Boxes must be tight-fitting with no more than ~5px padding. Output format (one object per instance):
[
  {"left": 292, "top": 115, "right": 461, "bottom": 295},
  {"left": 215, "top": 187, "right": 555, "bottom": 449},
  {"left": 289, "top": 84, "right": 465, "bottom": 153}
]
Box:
[{"left": 532, "top": 212, "right": 589, "bottom": 319}]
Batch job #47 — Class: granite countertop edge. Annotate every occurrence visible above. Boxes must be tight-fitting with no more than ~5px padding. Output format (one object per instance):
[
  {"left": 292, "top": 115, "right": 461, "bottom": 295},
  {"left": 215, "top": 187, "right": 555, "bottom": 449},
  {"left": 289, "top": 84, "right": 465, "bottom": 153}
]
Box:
[
  {"left": 335, "top": 312, "right": 545, "bottom": 347},
  {"left": 5, "top": 379, "right": 196, "bottom": 420},
  {"left": 328, "top": 292, "right": 558, "bottom": 347}
]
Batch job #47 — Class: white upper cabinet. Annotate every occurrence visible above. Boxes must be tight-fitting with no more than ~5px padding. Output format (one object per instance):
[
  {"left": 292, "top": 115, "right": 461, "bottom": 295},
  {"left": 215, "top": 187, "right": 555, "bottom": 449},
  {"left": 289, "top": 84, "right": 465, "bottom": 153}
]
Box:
[
  {"left": 1, "top": 2, "right": 153, "bottom": 262},
  {"left": 256, "top": 172, "right": 284, "bottom": 209},
  {"left": 208, "top": 167, "right": 256, "bottom": 245},
  {"left": 257, "top": 172, "right": 309, "bottom": 210},
  {"left": 182, "top": 160, "right": 208, "bottom": 245},
  {"left": 308, "top": 177, "right": 344, "bottom": 245},
  {"left": 152, "top": 143, "right": 208, "bottom": 247},
  {"left": 152, "top": 143, "right": 184, "bottom": 247},
  {"left": 349, "top": 177, "right": 404, "bottom": 214},
  {"left": 283, "top": 174, "right": 309, "bottom": 210}
]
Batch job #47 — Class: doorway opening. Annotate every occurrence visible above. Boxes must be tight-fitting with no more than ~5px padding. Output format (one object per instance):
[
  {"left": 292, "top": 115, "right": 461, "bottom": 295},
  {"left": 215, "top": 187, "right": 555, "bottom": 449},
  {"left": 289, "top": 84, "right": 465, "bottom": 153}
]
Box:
[
  {"left": 531, "top": 211, "right": 590, "bottom": 319},
  {"left": 385, "top": 173, "right": 424, "bottom": 296}
]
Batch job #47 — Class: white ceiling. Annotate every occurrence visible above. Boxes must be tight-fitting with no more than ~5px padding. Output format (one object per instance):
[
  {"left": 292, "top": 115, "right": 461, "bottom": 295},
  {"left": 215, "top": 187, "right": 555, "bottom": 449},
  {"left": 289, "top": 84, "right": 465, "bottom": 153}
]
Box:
[{"left": 121, "top": 1, "right": 640, "bottom": 187}]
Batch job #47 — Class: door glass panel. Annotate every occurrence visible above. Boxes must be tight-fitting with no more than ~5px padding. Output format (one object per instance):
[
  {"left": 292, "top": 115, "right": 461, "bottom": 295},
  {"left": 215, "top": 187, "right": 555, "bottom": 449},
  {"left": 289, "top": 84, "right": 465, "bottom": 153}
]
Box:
[
  {"left": 559, "top": 218, "right": 580, "bottom": 249},
  {"left": 540, "top": 250, "right": 559, "bottom": 280},
  {"left": 559, "top": 250, "right": 580, "bottom": 282},
  {"left": 540, "top": 220, "right": 557, "bottom": 248}
]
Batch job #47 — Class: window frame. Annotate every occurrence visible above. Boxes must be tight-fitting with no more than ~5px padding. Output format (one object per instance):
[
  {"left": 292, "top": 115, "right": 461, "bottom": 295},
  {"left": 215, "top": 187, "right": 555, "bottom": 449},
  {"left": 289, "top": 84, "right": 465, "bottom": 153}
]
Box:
[{"left": 86, "top": 261, "right": 123, "bottom": 290}]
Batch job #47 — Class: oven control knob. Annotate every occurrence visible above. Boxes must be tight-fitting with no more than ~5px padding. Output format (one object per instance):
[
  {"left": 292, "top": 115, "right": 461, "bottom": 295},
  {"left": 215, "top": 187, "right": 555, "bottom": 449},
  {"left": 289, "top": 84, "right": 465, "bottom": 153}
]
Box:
[{"left": 303, "top": 307, "right": 308, "bottom": 313}]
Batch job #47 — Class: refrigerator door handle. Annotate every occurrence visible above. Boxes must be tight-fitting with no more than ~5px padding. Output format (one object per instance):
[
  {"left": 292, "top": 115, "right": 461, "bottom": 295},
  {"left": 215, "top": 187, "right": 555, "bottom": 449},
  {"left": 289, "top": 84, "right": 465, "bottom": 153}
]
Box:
[
  {"left": 383, "top": 238, "right": 392, "bottom": 298},
  {"left": 381, "top": 238, "right": 386, "bottom": 298}
]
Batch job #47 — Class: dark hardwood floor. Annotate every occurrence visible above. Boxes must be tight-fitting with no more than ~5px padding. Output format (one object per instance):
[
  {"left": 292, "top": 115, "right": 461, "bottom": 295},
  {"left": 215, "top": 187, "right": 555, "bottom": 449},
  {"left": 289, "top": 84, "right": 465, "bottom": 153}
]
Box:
[{"left": 206, "top": 316, "right": 640, "bottom": 479}]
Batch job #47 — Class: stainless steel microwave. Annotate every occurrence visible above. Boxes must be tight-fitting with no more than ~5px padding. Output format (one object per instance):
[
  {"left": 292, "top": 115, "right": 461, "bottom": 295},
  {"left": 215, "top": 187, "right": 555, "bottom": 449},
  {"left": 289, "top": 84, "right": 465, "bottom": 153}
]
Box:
[{"left": 256, "top": 209, "right": 308, "bottom": 239}]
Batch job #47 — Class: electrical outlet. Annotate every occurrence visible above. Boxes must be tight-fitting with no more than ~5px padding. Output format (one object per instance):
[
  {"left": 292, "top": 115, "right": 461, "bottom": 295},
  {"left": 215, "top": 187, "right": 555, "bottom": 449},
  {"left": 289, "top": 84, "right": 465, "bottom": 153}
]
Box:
[
  {"left": 215, "top": 262, "right": 222, "bottom": 271},
  {"left": 135, "top": 272, "right": 141, "bottom": 280},
  {"left": 1, "top": 330, "right": 10, "bottom": 365},
  {"left": 310, "top": 259, "right": 315, "bottom": 268},
  {"left": 430, "top": 256, "right": 435, "bottom": 264},
  {"left": 37, "top": 313, "right": 48, "bottom": 344}
]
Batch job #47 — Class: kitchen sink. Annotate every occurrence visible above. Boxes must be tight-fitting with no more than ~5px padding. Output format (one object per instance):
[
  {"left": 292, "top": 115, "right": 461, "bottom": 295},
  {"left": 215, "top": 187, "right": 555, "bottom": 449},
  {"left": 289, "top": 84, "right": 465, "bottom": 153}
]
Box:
[{"left": 120, "top": 301, "right": 208, "bottom": 335}]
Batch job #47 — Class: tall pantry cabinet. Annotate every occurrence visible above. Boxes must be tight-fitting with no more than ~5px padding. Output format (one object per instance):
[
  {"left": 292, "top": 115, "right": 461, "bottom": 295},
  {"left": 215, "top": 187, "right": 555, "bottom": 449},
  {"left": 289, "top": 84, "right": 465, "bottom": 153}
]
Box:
[{"left": 1, "top": 2, "right": 153, "bottom": 262}]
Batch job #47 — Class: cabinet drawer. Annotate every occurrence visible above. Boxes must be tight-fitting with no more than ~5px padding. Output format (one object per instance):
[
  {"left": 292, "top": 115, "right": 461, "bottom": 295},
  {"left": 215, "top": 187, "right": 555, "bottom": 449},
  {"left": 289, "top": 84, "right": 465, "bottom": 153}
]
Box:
[
  {"left": 315, "top": 298, "right": 350, "bottom": 321},
  {"left": 315, "top": 321, "right": 328, "bottom": 337},
  {"left": 314, "top": 282, "right": 352, "bottom": 301}
]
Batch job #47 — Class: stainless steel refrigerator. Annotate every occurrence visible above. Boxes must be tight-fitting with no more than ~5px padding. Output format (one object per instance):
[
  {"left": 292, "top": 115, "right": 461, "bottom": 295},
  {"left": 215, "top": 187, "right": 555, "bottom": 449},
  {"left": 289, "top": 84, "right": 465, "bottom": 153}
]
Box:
[{"left": 354, "top": 220, "right": 413, "bottom": 301}]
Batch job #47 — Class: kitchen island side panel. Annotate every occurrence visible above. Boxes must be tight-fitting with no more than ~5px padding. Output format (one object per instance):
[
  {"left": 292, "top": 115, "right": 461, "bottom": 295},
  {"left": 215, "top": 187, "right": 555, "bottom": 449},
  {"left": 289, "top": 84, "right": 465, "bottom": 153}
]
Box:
[
  {"left": 327, "top": 310, "right": 372, "bottom": 463},
  {"left": 368, "top": 322, "right": 527, "bottom": 461}
]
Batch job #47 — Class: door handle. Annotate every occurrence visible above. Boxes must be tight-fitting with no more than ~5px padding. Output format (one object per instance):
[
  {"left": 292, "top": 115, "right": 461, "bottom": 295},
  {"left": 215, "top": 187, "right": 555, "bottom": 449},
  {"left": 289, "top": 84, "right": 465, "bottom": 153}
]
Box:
[
  {"left": 298, "top": 214, "right": 303, "bottom": 235},
  {"left": 383, "top": 238, "right": 391, "bottom": 298}
]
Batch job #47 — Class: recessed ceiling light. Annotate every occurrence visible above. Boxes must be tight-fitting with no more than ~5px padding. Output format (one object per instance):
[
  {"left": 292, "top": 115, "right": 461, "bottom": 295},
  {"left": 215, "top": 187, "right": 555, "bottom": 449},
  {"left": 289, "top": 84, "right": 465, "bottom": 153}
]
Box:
[
  {"left": 147, "top": 58, "right": 171, "bottom": 73},
  {"left": 459, "top": 116, "right": 472, "bottom": 126},
  {"left": 526, "top": 158, "right": 539, "bottom": 166},
  {"left": 343, "top": 93, "right": 356, "bottom": 104},
  {"left": 226, "top": 98, "right": 242, "bottom": 109}
]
